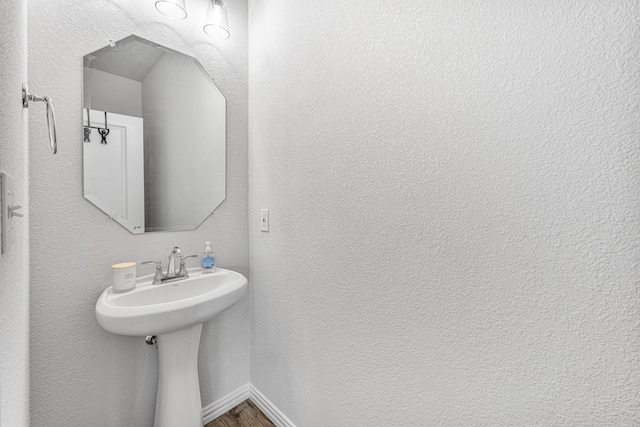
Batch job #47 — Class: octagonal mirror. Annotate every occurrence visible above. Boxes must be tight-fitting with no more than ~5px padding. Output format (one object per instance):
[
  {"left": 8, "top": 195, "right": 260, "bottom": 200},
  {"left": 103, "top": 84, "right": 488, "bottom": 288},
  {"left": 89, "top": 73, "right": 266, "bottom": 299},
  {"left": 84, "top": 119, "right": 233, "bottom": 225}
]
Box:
[{"left": 82, "top": 35, "right": 226, "bottom": 234}]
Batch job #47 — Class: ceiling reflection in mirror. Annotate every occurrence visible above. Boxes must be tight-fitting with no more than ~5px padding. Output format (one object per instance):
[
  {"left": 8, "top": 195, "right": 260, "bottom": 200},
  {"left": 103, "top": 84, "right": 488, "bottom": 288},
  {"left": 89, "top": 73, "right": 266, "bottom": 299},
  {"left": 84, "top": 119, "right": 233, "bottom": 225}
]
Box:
[{"left": 82, "top": 35, "right": 226, "bottom": 234}]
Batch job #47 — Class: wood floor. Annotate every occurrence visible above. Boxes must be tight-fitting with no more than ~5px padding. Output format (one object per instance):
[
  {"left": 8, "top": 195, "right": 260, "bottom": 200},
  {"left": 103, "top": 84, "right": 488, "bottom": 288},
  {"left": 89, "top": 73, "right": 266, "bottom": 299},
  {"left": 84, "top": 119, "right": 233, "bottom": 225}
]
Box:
[{"left": 205, "top": 399, "right": 275, "bottom": 427}]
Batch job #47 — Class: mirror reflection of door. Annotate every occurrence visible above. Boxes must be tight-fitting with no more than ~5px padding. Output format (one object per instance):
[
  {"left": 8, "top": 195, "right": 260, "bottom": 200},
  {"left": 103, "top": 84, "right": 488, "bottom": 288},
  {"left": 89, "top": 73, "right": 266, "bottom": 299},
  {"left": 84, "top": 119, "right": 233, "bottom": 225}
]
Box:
[{"left": 83, "top": 109, "right": 145, "bottom": 234}]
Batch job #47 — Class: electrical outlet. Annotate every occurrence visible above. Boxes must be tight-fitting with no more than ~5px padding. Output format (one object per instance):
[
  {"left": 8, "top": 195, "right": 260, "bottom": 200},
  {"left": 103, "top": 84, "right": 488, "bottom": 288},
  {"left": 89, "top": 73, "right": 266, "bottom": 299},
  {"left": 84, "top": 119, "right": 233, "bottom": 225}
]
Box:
[{"left": 260, "top": 209, "right": 269, "bottom": 232}]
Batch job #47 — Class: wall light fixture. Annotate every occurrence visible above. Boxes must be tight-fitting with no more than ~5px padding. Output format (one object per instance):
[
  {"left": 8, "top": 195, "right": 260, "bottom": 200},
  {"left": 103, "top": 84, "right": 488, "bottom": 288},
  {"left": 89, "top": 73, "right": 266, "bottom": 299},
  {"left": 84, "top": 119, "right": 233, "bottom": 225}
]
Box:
[
  {"left": 155, "top": 0, "right": 230, "bottom": 40},
  {"left": 155, "top": 0, "right": 188, "bottom": 20},
  {"left": 203, "top": 0, "right": 230, "bottom": 39}
]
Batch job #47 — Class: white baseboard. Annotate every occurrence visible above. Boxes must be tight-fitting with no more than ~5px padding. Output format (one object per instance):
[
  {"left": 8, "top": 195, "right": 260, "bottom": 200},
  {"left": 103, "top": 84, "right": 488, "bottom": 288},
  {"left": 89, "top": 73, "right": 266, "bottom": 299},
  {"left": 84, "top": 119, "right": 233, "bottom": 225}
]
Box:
[
  {"left": 202, "top": 383, "right": 250, "bottom": 423},
  {"left": 201, "top": 383, "right": 296, "bottom": 427},
  {"left": 248, "top": 384, "right": 297, "bottom": 427}
]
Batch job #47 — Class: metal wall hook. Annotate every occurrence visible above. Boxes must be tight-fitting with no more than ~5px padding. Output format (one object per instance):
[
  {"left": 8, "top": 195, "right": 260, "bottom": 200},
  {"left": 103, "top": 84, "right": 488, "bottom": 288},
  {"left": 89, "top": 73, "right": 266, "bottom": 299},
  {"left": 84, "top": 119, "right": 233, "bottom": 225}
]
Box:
[{"left": 22, "top": 83, "right": 57, "bottom": 154}]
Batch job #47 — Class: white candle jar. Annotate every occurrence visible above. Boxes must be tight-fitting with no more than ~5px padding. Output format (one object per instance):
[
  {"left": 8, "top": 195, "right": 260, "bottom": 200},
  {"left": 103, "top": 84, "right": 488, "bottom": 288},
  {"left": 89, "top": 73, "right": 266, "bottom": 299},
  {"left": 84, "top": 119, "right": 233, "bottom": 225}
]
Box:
[{"left": 112, "top": 262, "right": 137, "bottom": 293}]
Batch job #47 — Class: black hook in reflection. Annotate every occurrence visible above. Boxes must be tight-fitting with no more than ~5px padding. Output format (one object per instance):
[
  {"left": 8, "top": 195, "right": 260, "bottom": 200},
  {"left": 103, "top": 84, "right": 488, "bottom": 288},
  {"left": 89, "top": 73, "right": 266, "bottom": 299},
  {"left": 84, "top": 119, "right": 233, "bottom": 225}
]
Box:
[
  {"left": 97, "top": 111, "right": 109, "bottom": 144},
  {"left": 83, "top": 110, "right": 110, "bottom": 144},
  {"left": 84, "top": 108, "right": 92, "bottom": 142},
  {"left": 98, "top": 128, "right": 110, "bottom": 144}
]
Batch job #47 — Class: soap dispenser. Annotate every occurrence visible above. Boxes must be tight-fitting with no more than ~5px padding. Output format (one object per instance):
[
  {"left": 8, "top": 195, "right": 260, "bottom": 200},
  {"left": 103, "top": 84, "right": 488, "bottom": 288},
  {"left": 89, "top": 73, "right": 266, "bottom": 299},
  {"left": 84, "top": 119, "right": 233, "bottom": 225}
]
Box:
[{"left": 201, "top": 241, "right": 216, "bottom": 273}]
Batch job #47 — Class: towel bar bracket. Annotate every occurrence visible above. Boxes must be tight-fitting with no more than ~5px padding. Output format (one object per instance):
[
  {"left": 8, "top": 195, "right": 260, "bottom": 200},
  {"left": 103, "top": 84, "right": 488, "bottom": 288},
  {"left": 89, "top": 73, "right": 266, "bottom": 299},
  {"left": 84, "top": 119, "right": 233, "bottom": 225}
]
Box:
[{"left": 22, "top": 83, "right": 57, "bottom": 155}]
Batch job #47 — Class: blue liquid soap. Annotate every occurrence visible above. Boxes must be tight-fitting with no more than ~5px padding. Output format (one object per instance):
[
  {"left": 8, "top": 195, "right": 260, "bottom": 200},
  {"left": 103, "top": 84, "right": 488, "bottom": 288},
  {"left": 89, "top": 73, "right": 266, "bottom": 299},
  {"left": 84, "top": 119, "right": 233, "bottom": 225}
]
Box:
[{"left": 201, "top": 241, "right": 216, "bottom": 273}]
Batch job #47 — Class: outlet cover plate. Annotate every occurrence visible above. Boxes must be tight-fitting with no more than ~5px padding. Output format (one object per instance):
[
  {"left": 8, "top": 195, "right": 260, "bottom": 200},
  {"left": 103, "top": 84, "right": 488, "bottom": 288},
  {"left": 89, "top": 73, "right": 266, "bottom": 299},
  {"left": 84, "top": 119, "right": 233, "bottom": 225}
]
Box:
[{"left": 260, "top": 209, "right": 269, "bottom": 232}]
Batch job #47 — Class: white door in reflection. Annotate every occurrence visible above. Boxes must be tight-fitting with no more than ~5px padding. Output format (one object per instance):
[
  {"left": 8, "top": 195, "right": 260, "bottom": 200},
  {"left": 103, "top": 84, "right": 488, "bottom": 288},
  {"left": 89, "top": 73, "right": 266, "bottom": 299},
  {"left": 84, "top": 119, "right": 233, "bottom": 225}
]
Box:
[{"left": 83, "top": 109, "right": 145, "bottom": 234}]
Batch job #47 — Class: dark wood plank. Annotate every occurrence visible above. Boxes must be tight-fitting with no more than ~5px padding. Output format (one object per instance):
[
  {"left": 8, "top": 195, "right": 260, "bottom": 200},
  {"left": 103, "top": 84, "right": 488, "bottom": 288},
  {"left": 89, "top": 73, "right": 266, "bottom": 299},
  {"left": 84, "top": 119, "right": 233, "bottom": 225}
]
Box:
[{"left": 205, "top": 399, "right": 275, "bottom": 427}]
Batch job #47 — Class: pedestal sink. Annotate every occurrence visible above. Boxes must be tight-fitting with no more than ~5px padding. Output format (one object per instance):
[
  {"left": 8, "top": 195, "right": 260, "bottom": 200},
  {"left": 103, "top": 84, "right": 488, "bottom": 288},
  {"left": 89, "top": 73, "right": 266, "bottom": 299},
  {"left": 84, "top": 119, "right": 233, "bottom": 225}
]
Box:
[{"left": 95, "top": 268, "right": 247, "bottom": 427}]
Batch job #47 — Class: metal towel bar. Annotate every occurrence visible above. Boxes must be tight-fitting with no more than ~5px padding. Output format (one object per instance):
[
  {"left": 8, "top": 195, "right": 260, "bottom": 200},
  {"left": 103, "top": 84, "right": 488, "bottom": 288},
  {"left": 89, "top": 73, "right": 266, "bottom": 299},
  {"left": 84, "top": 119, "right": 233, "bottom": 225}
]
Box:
[{"left": 22, "top": 83, "right": 57, "bottom": 154}]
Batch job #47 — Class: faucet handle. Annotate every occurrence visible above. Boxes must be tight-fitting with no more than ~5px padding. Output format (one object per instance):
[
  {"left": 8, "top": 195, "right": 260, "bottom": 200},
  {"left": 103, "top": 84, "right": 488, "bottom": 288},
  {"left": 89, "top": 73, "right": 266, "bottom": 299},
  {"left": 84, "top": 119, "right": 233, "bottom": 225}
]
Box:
[
  {"left": 141, "top": 260, "right": 164, "bottom": 285},
  {"left": 141, "top": 260, "right": 162, "bottom": 267},
  {"left": 178, "top": 255, "right": 199, "bottom": 277}
]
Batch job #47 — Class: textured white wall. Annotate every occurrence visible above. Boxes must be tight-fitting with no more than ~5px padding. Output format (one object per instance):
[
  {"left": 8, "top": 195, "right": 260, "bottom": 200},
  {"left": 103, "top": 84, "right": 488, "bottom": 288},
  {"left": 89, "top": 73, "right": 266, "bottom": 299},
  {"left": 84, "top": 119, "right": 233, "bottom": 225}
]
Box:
[
  {"left": 28, "top": 0, "right": 249, "bottom": 425},
  {"left": 0, "top": 1, "right": 30, "bottom": 425},
  {"left": 249, "top": 1, "right": 640, "bottom": 425}
]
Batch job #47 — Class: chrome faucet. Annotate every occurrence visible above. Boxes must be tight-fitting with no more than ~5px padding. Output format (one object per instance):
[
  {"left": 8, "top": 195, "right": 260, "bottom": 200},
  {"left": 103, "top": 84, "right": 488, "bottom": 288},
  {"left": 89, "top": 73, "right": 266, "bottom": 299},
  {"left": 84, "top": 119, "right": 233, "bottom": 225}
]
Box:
[{"left": 142, "top": 247, "right": 198, "bottom": 285}]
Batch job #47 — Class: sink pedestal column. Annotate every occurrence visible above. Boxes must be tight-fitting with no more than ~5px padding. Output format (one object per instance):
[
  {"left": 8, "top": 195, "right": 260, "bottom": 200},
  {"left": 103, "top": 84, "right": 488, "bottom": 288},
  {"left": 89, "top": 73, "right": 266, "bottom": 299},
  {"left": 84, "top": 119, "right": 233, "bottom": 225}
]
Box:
[{"left": 155, "top": 323, "right": 204, "bottom": 427}]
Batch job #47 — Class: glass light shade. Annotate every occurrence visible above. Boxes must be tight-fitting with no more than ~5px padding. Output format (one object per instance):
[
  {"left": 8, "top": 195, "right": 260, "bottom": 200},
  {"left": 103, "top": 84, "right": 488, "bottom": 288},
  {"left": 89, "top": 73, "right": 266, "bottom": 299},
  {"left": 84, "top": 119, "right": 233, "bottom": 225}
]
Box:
[
  {"left": 155, "top": 0, "right": 187, "bottom": 20},
  {"left": 203, "top": 0, "right": 230, "bottom": 39}
]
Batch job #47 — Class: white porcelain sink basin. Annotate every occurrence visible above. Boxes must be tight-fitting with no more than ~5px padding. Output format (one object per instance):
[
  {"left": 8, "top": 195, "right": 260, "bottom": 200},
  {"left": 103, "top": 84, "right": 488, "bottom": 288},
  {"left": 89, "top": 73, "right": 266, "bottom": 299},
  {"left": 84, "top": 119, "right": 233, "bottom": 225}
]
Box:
[
  {"left": 96, "top": 266, "right": 247, "bottom": 426},
  {"left": 96, "top": 267, "right": 247, "bottom": 336}
]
